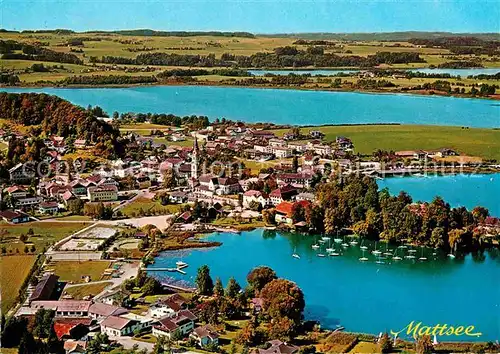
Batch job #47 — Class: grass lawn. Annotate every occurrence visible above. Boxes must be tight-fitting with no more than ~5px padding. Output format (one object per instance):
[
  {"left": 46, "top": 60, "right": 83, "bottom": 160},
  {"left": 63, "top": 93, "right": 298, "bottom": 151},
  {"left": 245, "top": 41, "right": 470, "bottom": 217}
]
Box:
[
  {"left": 0, "top": 255, "right": 36, "bottom": 313},
  {"left": 46, "top": 260, "right": 111, "bottom": 284},
  {"left": 0, "top": 221, "right": 91, "bottom": 254},
  {"left": 63, "top": 281, "right": 114, "bottom": 299},
  {"left": 273, "top": 125, "right": 500, "bottom": 161},
  {"left": 219, "top": 319, "right": 250, "bottom": 353},
  {"left": 120, "top": 197, "right": 184, "bottom": 217},
  {"left": 212, "top": 217, "right": 267, "bottom": 230}
]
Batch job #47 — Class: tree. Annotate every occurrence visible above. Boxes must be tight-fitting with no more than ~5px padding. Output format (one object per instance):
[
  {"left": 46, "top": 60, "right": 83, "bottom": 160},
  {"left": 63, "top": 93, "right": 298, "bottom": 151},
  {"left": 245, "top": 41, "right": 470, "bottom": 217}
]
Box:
[
  {"left": 415, "top": 335, "right": 434, "bottom": 354},
  {"left": 152, "top": 335, "right": 167, "bottom": 354},
  {"left": 87, "top": 333, "right": 109, "bottom": 354},
  {"left": 195, "top": 265, "right": 214, "bottom": 295},
  {"left": 292, "top": 155, "right": 299, "bottom": 172},
  {"left": 267, "top": 316, "right": 296, "bottom": 342},
  {"left": 33, "top": 308, "right": 55, "bottom": 338},
  {"left": 378, "top": 332, "right": 393, "bottom": 353},
  {"left": 225, "top": 277, "right": 241, "bottom": 299},
  {"left": 262, "top": 209, "right": 276, "bottom": 225},
  {"left": 247, "top": 266, "right": 277, "bottom": 293},
  {"left": 68, "top": 198, "right": 84, "bottom": 215},
  {"left": 141, "top": 277, "right": 162, "bottom": 296},
  {"left": 214, "top": 277, "right": 224, "bottom": 297},
  {"left": 197, "top": 300, "right": 219, "bottom": 324},
  {"left": 261, "top": 279, "right": 305, "bottom": 325},
  {"left": 162, "top": 169, "right": 177, "bottom": 189},
  {"left": 19, "top": 233, "right": 28, "bottom": 243},
  {"left": 18, "top": 331, "right": 37, "bottom": 354},
  {"left": 47, "top": 326, "right": 65, "bottom": 354}
]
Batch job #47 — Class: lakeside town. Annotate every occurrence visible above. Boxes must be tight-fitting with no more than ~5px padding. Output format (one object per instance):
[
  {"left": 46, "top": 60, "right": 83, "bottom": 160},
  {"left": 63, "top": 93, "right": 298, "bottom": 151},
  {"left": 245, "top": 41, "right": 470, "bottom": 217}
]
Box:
[{"left": 0, "top": 90, "right": 499, "bottom": 354}]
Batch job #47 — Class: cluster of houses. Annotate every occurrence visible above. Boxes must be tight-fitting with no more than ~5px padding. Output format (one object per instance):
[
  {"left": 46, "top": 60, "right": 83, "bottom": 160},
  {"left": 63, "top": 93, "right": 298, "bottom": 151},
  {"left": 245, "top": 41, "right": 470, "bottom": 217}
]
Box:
[{"left": 18, "top": 274, "right": 221, "bottom": 352}]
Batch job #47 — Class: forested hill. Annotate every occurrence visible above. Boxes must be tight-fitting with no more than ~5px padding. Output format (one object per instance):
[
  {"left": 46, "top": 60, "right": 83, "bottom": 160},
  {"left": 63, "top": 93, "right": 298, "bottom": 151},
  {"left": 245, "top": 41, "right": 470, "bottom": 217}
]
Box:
[
  {"left": 0, "top": 92, "right": 123, "bottom": 157},
  {"left": 263, "top": 31, "right": 500, "bottom": 41}
]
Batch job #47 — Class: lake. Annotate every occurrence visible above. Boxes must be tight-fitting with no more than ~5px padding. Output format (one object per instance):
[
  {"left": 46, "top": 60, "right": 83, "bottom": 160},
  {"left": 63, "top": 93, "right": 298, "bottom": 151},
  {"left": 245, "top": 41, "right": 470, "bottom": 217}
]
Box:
[
  {"left": 378, "top": 173, "right": 500, "bottom": 217},
  {"left": 2, "top": 86, "right": 499, "bottom": 128},
  {"left": 148, "top": 229, "right": 500, "bottom": 341},
  {"left": 250, "top": 68, "right": 500, "bottom": 77}
]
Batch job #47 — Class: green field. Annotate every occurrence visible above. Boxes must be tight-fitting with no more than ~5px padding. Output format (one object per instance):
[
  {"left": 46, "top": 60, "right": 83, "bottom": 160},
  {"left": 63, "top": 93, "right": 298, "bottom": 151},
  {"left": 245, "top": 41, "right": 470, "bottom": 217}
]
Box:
[
  {"left": 0, "top": 221, "right": 91, "bottom": 254},
  {"left": 273, "top": 125, "right": 500, "bottom": 161},
  {"left": 0, "top": 255, "right": 36, "bottom": 313},
  {"left": 46, "top": 260, "right": 111, "bottom": 283},
  {"left": 120, "top": 197, "right": 184, "bottom": 217},
  {"left": 63, "top": 281, "right": 113, "bottom": 299}
]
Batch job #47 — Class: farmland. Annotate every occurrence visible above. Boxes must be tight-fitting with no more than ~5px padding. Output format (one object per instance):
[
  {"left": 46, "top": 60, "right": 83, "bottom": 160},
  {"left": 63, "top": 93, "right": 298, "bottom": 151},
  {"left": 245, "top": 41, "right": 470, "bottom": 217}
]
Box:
[
  {"left": 0, "top": 221, "right": 91, "bottom": 254},
  {"left": 0, "top": 255, "right": 36, "bottom": 313},
  {"left": 273, "top": 124, "right": 500, "bottom": 161},
  {"left": 120, "top": 197, "right": 184, "bottom": 218},
  {"left": 45, "top": 260, "right": 112, "bottom": 283},
  {"left": 1, "top": 31, "right": 499, "bottom": 91}
]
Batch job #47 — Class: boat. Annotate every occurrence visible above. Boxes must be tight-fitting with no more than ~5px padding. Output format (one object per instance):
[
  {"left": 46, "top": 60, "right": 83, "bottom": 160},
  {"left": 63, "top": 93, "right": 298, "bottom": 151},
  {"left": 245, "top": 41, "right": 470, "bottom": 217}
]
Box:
[
  {"left": 376, "top": 255, "right": 385, "bottom": 264},
  {"left": 383, "top": 242, "right": 392, "bottom": 256},
  {"left": 333, "top": 233, "right": 342, "bottom": 243},
  {"left": 447, "top": 253, "right": 456, "bottom": 259},
  {"left": 317, "top": 253, "right": 326, "bottom": 258},
  {"left": 392, "top": 249, "right": 402, "bottom": 261},
  {"left": 405, "top": 253, "right": 416, "bottom": 259},
  {"left": 418, "top": 247, "right": 427, "bottom": 261},
  {"left": 176, "top": 261, "right": 188, "bottom": 268},
  {"left": 372, "top": 241, "right": 382, "bottom": 255},
  {"left": 321, "top": 236, "right": 330, "bottom": 241},
  {"left": 325, "top": 240, "right": 334, "bottom": 253},
  {"left": 318, "top": 239, "right": 326, "bottom": 244},
  {"left": 349, "top": 239, "right": 358, "bottom": 246},
  {"left": 359, "top": 249, "right": 369, "bottom": 262},
  {"left": 341, "top": 235, "right": 349, "bottom": 247},
  {"left": 312, "top": 244, "right": 320, "bottom": 250},
  {"left": 360, "top": 240, "right": 368, "bottom": 250},
  {"left": 292, "top": 247, "right": 300, "bottom": 259}
]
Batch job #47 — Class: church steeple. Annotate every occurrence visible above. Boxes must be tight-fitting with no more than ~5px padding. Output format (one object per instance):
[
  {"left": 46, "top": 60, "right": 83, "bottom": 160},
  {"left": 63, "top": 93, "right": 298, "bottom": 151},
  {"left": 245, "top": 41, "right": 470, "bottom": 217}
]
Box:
[{"left": 191, "top": 137, "right": 199, "bottom": 179}]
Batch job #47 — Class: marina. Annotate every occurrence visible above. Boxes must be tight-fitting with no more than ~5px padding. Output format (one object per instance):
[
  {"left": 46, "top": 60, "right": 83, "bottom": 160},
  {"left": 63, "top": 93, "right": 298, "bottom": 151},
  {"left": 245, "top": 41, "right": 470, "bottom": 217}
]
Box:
[{"left": 147, "top": 228, "right": 500, "bottom": 341}]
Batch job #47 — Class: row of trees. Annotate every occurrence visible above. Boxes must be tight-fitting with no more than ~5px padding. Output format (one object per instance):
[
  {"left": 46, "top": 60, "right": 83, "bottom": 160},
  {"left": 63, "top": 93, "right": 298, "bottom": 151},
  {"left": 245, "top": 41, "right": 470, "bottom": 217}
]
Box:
[
  {"left": 1, "top": 40, "right": 83, "bottom": 64},
  {"left": 95, "top": 49, "right": 425, "bottom": 68},
  {"left": 61, "top": 75, "right": 158, "bottom": 85}
]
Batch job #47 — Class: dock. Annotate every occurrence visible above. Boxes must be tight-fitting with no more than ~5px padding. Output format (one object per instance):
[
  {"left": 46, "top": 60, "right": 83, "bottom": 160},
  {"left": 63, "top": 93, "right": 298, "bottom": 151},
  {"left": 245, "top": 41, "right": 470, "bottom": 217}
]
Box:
[{"left": 147, "top": 267, "right": 187, "bottom": 275}]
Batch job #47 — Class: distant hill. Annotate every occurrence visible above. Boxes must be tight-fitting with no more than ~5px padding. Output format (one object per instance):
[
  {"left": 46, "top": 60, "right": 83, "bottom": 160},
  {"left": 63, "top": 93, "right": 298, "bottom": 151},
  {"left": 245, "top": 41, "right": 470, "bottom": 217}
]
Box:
[{"left": 260, "top": 32, "right": 500, "bottom": 41}]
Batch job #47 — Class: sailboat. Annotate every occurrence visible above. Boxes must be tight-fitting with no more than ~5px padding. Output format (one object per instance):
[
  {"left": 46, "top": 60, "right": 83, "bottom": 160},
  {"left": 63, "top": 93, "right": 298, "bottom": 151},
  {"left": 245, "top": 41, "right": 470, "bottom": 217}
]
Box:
[
  {"left": 321, "top": 235, "right": 330, "bottom": 241},
  {"left": 360, "top": 239, "right": 368, "bottom": 250},
  {"left": 334, "top": 232, "right": 342, "bottom": 243},
  {"left": 372, "top": 241, "right": 382, "bottom": 255},
  {"left": 405, "top": 249, "right": 416, "bottom": 259},
  {"left": 418, "top": 247, "right": 427, "bottom": 261},
  {"left": 376, "top": 254, "right": 385, "bottom": 264},
  {"left": 329, "top": 244, "right": 340, "bottom": 256},
  {"left": 317, "top": 252, "right": 326, "bottom": 257},
  {"left": 341, "top": 235, "right": 349, "bottom": 248},
  {"left": 383, "top": 242, "right": 393, "bottom": 256},
  {"left": 325, "top": 239, "right": 334, "bottom": 254},
  {"left": 447, "top": 252, "right": 456, "bottom": 259},
  {"left": 392, "top": 248, "right": 402, "bottom": 261},
  {"left": 292, "top": 247, "right": 300, "bottom": 259},
  {"left": 311, "top": 237, "right": 320, "bottom": 250},
  {"left": 359, "top": 249, "right": 368, "bottom": 262}
]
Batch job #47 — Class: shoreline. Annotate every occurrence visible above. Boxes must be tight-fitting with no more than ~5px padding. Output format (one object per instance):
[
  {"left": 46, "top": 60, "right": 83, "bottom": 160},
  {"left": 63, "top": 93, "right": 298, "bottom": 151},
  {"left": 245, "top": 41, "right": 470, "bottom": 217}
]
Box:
[{"left": 2, "top": 80, "right": 500, "bottom": 101}]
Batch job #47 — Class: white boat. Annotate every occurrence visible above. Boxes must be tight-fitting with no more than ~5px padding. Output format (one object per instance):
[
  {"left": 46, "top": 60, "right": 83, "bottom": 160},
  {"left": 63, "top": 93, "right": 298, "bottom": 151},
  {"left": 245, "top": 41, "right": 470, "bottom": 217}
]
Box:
[
  {"left": 359, "top": 249, "right": 368, "bottom": 261},
  {"left": 325, "top": 240, "right": 334, "bottom": 253},
  {"left": 329, "top": 250, "right": 340, "bottom": 256},
  {"left": 405, "top": 255, "right": 416, "bottom": 259},
  {"left": 360, "top": 240, "right": 368, "bottom": 250},
  {"left": 418, "top": 247, "right": 427, "bottom": 261},
  {"left": 372, "top": 242, "right": 382, "bottom": 255},
  {"left": 292, "top": 247, "right": 300, "bottom": 259},
  {"left": 392, "top": 249, "right": 402, "bottom": 261},
  {"left": 318, "top": 239, "right": 326, "bottom": 244},
  {"left": 350, "top": 240, "right": 358, "bottom": 246},
  {"left": 317, "top": 253, "right": 326, "bottom": 258},
  {"left": 312, "top": 244, "right": 320, "bottom": 250},
  {"left": 321, "top": 236, "right": 330, "bottom": 241},
  {"left": 176, "top": 261, "right": 188, "bottom": 267},
  {"left": 447, "top": 253, "right": 456, "bottom": 259}
]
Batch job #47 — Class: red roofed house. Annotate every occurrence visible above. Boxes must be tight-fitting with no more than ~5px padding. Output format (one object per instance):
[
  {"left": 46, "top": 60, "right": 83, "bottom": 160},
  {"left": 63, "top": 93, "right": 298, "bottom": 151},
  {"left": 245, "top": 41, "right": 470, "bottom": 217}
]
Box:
[
  {"left": 275, "top": 201, "right": 294, "bottom": 225},
  {"left": 190, "top": 325, "right": 220, "bottom": 348},
  {"left": 53, "top": 318, "right": 92, "bottom": 340},
  {"left": 152, "top": 309, "right": 197, "bottom": 339},
  {"left": 269, "top": 185, "right": 298, "bottom": 206}
]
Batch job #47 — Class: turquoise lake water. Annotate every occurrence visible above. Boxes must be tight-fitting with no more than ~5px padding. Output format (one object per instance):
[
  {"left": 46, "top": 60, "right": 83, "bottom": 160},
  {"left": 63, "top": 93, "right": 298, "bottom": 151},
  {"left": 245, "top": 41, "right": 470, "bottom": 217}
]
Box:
[
  {"left": 2, "top": 86, "right": 499, "bottom": 128},
  {"left": 378, "top": 173, "right": 500, "bottom": 217},
  {"left": 250, "top": 68, "right": 500, "bottom": 77},
  {"left": 148, "top": 229, "right": 500, "bottom": 341}
]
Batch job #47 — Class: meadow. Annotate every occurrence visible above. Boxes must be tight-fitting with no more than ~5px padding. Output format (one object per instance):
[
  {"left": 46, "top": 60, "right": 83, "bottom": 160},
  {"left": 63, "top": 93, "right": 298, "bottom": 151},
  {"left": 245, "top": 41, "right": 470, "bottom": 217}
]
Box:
[
  {"left": 0, "top": 255, "right": 36, "bottom": 313},
  {"left": 0, "top": 221, "right": 91, "bottom": 254},
  {"left": 273, "top": 125, "right": 500, "bottom": 161},
  {"left": 45, "top": 260, "right": 111, "bottom": 283}
]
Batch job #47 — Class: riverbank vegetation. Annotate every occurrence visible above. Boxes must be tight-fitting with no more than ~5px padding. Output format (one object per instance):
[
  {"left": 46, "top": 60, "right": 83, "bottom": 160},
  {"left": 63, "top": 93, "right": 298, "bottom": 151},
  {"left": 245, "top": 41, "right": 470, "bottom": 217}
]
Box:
[{"left": 307, "top": 174, "right": 495, "bottom": 252}]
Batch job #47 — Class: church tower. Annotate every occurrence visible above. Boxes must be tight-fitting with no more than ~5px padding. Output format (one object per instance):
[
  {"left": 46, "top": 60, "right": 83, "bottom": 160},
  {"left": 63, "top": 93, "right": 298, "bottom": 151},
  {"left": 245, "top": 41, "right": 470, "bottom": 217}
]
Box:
[{"left": 191, "top": 137, "right": 199, "bottom": 179}]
